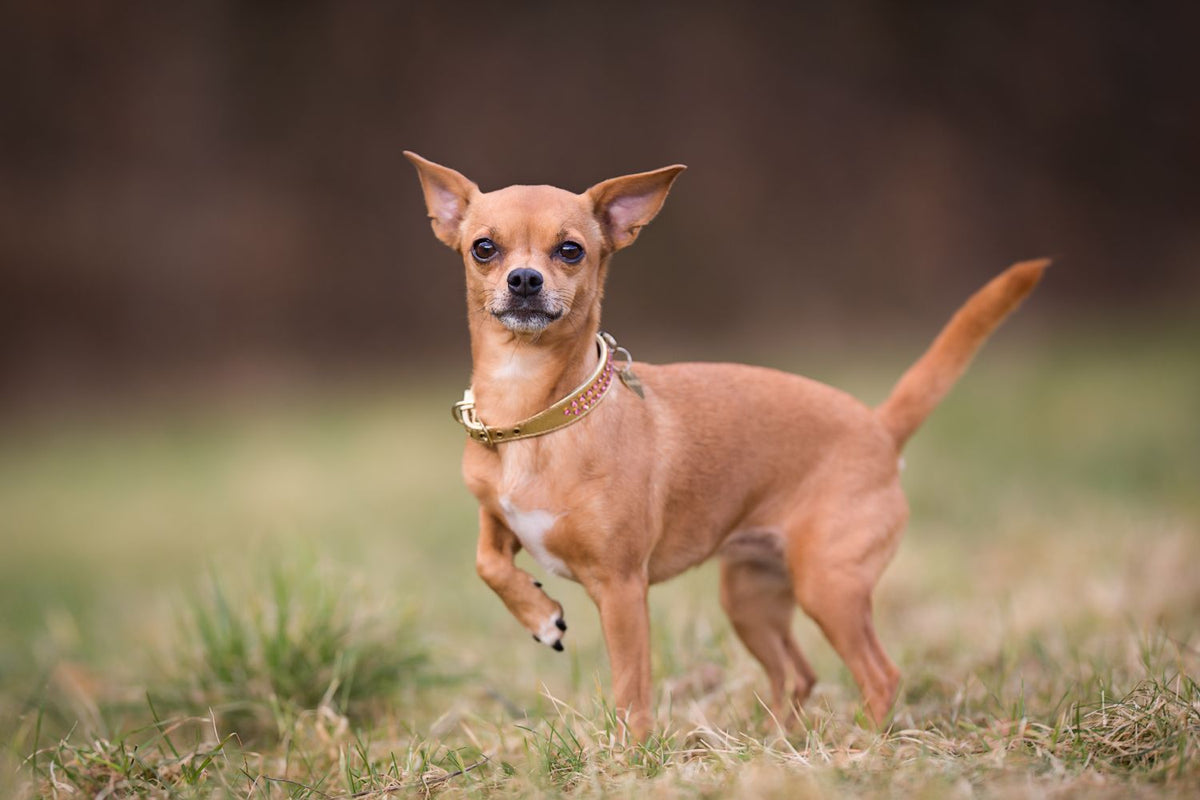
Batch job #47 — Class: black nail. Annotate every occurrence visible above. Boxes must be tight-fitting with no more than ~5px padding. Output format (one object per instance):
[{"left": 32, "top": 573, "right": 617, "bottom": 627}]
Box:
[
  {"left": 556, "top": 618, "right": 567, "bottom": 631},
  {"left": 532, "top": 634, "right": 539, "bottom": 643},
  {"left": 552, "top": 641, "right": 564, "bottom": 652},
  {"left": 533, "top": 581, "right": 543, "bottom": 588}
]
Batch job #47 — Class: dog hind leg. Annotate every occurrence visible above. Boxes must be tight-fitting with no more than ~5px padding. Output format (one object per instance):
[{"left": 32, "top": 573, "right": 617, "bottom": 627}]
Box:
[
  {"left": 786, "top": 496, "right": 905, "bottom": 726},
  {"left": 719, "top": 543, "right": 817, "bottom": 724}
]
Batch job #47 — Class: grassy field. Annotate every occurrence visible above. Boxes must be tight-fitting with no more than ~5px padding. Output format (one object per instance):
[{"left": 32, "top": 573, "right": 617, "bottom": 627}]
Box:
[{"left": 2, "top": 320, "right": 1198, "bottom": 798}]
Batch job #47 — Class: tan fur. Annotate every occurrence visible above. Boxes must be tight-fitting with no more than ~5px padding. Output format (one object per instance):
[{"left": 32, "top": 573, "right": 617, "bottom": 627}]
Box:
[
  {"left": 404, "top": 151, "right": 1047, "bottom": 739},
  {"left": 876, "top": 259, "right": 1048, "bottom": 447}
]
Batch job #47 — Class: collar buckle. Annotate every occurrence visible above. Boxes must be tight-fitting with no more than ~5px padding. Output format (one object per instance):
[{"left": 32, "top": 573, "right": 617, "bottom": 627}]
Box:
[{"left": 451, "top": 389, "right": 494, "bottom": 446}]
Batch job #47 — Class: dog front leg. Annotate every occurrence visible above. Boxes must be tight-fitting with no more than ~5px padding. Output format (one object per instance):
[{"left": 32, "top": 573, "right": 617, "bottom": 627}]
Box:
[
  {"left": 589, "top": 575, "right": 653, "bottom": 741},
  {"left": 474, "top": 508, "right": 568, "bottom": 650}
]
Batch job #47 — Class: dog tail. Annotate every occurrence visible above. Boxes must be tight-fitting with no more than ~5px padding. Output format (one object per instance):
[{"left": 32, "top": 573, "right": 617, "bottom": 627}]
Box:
[{"left": 875, "top": 258, "right": 1049, "bottom": 449}]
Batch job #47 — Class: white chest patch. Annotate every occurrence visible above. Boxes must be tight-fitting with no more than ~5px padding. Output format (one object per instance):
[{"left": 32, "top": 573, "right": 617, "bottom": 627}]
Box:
[{"left": 499, "top": 495, "right": 571, "bottom": 578}]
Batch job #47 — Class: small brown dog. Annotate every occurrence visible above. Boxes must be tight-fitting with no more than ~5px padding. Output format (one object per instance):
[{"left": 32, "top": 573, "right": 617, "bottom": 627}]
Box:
[{"left": 405, "top": 152, "right": 1046, "bottom": 738}]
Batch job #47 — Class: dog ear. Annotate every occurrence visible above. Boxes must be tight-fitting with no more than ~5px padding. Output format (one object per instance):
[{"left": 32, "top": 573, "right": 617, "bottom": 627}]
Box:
[
  {"left": 587, "top": 165, "right": 686, "bottom": 252},
  {"left": 404, "top": 151, "right": 479, "bottom": 249}
]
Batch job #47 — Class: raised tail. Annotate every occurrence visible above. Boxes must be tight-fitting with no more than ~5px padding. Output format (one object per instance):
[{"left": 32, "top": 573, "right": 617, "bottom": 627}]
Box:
[{"left": 876, "top": 258, "right": 1049, "bottom": 449}]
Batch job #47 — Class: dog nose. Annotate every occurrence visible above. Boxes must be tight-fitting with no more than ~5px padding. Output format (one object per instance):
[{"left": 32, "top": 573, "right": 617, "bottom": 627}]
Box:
[{"left": 507, "top": 268, "right": 543, "bottom": 297}]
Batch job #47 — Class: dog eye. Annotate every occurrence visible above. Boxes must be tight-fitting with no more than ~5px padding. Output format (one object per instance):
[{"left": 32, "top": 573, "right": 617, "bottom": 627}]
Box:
[
  {"left": 471, "top": 238, "right": 498, "bottom": 262},
  {"left": 556, "top": 241, "right": 584, "bottom": 263}
]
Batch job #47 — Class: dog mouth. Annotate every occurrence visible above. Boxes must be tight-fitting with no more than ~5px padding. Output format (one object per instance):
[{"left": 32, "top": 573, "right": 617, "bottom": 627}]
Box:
[{"left": 492, "top": 300, "right": 564, "bottom": 333}]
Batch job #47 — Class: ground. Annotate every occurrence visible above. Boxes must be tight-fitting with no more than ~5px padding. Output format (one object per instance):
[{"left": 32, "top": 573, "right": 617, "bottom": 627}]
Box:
[{"left": 1, "top": 319, "right": 1197, "bottom": 798}]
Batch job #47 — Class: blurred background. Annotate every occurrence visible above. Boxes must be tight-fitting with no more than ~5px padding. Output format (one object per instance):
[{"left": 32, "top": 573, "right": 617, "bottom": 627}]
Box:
[
  {"left": 2, "top": 6, "right": 1199, "bottom": 794},
  {"left": 2, "top": 2, "right": 1198, "bottom": 412}
]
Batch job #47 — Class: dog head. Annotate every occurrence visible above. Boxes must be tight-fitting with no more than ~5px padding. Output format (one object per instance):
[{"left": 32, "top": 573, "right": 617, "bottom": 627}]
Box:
[{"left": 405, "top": 152, "right": 684, "bottom": 340}]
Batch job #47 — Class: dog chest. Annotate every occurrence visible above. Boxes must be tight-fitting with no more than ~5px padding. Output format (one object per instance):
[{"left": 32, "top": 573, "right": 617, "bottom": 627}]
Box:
[{"left": 498, "top": 494, "right": 573, "bottom": 578}]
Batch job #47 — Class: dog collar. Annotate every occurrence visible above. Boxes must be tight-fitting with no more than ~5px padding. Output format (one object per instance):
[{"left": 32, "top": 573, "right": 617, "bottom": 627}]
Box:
[{"left": 451, "top": 332, "right": 632, "bottom": 447}]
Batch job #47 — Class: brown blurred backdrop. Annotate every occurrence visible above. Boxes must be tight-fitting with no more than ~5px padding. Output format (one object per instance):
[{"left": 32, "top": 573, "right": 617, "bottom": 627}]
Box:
[{"left": 2, "top": 2, "right": 1197, "bottom": 409}]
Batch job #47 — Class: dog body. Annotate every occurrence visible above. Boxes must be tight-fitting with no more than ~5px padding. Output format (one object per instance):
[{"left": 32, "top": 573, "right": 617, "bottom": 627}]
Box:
[{"left": 405, "top": 151, "right": 1045, "bottom": 738}]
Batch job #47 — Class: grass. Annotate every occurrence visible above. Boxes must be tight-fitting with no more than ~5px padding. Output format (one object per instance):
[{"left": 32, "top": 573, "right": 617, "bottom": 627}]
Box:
[
  {"left": 166, "top": 556, "right": 434, "bottom": 736},
  {"left": 1, "top": 319, "right": 1198, "bottom": 797}
]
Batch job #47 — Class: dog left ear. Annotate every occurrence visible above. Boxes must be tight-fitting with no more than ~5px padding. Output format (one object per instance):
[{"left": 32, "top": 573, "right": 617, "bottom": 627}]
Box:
[
  {"left": 587, "top": 165, "right": 686, "bottom": 252},
  {"left": 404, "top": 151, "right": 479, "bottom": 249}
]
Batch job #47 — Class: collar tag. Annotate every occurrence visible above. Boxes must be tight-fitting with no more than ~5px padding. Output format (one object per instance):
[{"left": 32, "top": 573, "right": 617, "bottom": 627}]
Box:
[
  {"left": 608, "top": 339, "right": 645, "bottom": 399},
  {"left": 618, "top": 366, "right": 645, "bottom": 398}
]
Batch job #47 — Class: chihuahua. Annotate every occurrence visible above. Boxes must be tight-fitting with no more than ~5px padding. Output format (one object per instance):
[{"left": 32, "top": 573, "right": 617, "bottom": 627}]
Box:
[{"left": 404, "top": 151, "right": 1046, "bottom": 738}]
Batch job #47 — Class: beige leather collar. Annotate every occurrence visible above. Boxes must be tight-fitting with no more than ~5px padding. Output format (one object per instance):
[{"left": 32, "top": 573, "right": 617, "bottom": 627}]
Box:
[{"left": 452, "top": 332, "right": 625, "bottom": 446}]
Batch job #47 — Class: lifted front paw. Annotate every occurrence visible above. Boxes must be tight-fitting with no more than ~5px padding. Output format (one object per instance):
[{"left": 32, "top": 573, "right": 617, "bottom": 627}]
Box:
[{"left": 533, "top": 609, "right": 567, "bottom": 651}]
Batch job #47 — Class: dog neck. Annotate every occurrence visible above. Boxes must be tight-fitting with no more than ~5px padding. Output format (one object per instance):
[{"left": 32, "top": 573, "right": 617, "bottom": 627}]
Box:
[{"left": 468, "top": 317, "right": 603, "bottom": 427}]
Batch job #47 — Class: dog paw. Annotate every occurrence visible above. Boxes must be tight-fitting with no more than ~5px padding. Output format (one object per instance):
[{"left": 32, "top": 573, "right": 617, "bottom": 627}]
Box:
[{"left": 534, "top": 611, "right": 567, "bottom": 650}]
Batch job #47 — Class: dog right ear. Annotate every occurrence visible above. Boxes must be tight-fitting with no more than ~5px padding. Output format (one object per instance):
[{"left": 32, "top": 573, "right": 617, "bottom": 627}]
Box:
[
  {"left": 587, "top": 164, "right": 686, "bottom": 252},
  {"left": 404, "top": 152, "right": 478, "bottom": 249}
]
